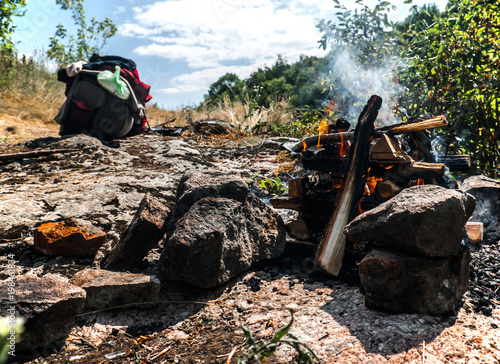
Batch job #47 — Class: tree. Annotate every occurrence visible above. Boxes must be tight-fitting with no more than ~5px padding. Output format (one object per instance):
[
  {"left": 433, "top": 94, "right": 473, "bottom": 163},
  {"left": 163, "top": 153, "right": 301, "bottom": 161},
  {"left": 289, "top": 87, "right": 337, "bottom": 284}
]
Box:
[
  {"left": 0, "top": 0, "right": 26, "bottom": 51},
  {"left": 317, "top": 0, "right": 397, "bottom": 67},
  {"left": 397, "top": 0, "right": 500, "bottom": 174},
  {"left": 46, "top": 0, "right": 117, "bottom": 66},
  {"left": 204, "top": 73, "right": 245, "bottom": 107}
]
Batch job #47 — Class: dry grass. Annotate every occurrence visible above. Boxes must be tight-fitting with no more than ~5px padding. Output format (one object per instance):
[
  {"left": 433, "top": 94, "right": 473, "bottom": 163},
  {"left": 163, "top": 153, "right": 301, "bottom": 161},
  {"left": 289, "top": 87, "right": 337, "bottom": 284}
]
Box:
[{"left": 0, "top": 55, "right": 302, "bottom": 144}]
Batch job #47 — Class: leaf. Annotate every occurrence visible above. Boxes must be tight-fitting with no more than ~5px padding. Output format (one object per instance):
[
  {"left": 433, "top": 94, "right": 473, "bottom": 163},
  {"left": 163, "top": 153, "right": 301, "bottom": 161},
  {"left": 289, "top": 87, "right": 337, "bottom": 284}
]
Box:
[{"left": 270, "top": 309, "right": 294, "bottom": 343}]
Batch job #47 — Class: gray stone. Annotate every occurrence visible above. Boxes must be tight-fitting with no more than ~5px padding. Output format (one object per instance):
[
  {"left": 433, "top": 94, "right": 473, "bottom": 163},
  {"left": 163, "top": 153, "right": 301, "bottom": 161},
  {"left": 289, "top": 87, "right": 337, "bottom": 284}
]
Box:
[
  {"left": 359, "top": 247, "right": 470, "bottom": 315},
  {"left": 461, "top": 175, "right": 500, "bottom": 241},
  {"left": 0, "top": 273, "right": 86, "bottom": 350},
  {"left": 70, "top": 269, "right": 160, "bottom": 311},
  {"left": 345, "top": 185, "right": 476, "bottom": 257},
  {"left": 160, "top": 172, "right": 286, "bottom": 288},
  {"left": 103, "top": 193, "right": 170, "bottom": 271}
]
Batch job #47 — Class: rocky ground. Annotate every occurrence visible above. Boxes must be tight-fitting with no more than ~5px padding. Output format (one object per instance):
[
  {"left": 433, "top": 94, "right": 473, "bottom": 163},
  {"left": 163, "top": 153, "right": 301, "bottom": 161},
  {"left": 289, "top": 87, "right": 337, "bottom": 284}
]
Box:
[{"left": 1, "top": 132, "right": 499, "bottom": 363}]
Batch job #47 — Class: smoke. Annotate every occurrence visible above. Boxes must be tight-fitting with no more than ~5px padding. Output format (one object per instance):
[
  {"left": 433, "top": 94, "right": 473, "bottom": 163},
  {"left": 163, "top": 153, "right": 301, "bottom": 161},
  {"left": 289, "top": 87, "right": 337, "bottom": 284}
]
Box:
[{"left": 328, "top": 50, "right": 404, "bottom": 127}]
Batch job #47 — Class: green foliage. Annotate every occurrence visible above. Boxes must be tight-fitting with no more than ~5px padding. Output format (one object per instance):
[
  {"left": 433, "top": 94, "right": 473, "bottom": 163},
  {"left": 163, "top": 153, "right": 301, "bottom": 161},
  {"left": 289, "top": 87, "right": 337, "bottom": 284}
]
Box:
[
  {"left": 248, "top": 172, "right": 287, "bottom": 197},
  {"left": 237, "top": 310, "right": 320, "bottom": 364},
  {"left": 204, "top": 72, "right": 246, "bottom": 107},
  {"left": 317, "top": 0, "right": 397, "bottom": 66},
  {"left": 47, "top": 0, "right": 117, "bottom": 66},
  {"left": 1, "top": 317, "right": 24, "bottom": 364},
  {"left": 0, "top": 0, "right": 26, "bottom": 51},
  {"left": 397, "top": 0, "right": 500, "bottom": 174},
  {"left": 204, "top": 55, "right": 331, "bottom": 111}
]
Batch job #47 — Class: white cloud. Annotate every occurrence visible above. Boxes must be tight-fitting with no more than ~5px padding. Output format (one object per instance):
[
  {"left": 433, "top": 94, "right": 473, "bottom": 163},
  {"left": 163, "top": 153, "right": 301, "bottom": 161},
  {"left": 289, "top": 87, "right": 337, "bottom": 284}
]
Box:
[
  {"left": 119, "top": 0, "right": 334, "bottom": 94},
  {"left": 120, "top": 0, "right": 447, "bottom": 99}
]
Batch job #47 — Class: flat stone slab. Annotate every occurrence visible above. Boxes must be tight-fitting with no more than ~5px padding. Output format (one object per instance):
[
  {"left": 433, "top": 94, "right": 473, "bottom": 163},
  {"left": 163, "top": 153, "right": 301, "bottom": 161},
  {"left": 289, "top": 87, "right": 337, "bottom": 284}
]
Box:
[
  {"left": 359, "top": 247, "right": 470, "bottom": 315},
  {"left": 0, "top": 273, "right": 86, "bottom": 350},
  {"left": 70, "top": 269, "right": 161, "bottom": 311},
  {"left": 34, "top": 218, "right": 106, "bottom": 257}
]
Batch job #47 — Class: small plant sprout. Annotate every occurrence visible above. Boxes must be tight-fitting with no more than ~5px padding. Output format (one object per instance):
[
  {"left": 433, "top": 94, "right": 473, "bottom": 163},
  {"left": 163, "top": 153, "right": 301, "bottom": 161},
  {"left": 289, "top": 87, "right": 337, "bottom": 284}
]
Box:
[{"left": 236, "top": 309, "right": 320, "bottom": 364}]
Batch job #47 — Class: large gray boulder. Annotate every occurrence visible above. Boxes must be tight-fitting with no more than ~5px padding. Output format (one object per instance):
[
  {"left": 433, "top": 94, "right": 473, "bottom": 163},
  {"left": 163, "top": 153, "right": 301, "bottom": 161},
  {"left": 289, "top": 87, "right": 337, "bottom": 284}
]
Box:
[
  {"left": 359, "top": 247, "right": 470, "bottom": 315},
  {"left": 461, "top": 175, "right": 500, "bottom": 242},
  {"left": 345, "top": 185, "right": 476, "bottom": 257},
  {"left": 160, "top": 171, "right": 286, "bottom": 288}
]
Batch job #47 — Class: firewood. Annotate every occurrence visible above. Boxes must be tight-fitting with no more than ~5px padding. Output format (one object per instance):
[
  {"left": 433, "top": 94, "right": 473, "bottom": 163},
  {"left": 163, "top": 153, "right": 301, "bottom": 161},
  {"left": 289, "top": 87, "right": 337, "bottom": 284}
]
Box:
[
  {"left": 315, "top": 95, "right": 382, "bottom": 276},
  {"left": 286, "top": 218, "right": 312, "bottom": 241},
  {"left": 378, "top": 115, "right": 447, "bottom": 135},
  {"left": 288, "top": 178, "right": 304, "bottom": 198},
  {"left": 395, "top": 162, "right": 446, "bottom": 179},
  {"left": 288, "top": 115, "right": 447, "bottom": 153},
  {"left": 436, "top": 155, "right": 471, "bottom": 171},
  {"left": 375, "top": 179, "right": 403, "bottom": 202},
  {"left": 270, "top": 196, "right": 336, "bottom": 215},
  {"left": 371, "top": 134, "right": 413, "bottom": 163}
]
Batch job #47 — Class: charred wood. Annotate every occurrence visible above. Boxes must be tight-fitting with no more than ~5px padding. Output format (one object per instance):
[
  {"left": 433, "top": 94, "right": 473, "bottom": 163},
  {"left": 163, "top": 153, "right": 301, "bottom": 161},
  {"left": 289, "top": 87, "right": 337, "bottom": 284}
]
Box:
[
  {"left": 437, "top": 155, "right": 471, "bottom": 171},
  {"left": 315, "top": 95, "right": 382, "bottom": 276}
]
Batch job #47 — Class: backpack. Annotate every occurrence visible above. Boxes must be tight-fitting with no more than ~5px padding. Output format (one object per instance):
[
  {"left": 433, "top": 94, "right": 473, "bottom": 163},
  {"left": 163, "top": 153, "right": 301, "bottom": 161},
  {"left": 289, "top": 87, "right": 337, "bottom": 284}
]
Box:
[{"left": 54, "top": 54, "right": 152, "bottom": 140}]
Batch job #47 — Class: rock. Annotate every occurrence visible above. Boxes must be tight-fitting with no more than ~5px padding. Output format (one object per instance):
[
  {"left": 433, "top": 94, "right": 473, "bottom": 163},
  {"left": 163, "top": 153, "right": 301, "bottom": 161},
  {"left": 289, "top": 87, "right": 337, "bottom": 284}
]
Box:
[
  {"left": 344, "top": 185, "right": 476, "bottom": 257},
  {"left": 70, "top": 269, "right": 161, "bottom": 311},
  {"left": 166, "top": 170, "right": 249, "bottom": 233},
  {"left": 359, "top": 247, "right": 470, "bottom": 315},
  {"left": 461, "top": 175, "right": 500, "bottom": 242},
  {"left": 103, "top": 193, "right": 170, "bottom": 271},
  {"left": 160, "top": 172, "right": 286, "bottom": 288},
  {"left": 0, "top": 273, "right": 86, "bottom": 350},
  {"left": 34, "top": 218, "right": 106, "bottom": 257}
]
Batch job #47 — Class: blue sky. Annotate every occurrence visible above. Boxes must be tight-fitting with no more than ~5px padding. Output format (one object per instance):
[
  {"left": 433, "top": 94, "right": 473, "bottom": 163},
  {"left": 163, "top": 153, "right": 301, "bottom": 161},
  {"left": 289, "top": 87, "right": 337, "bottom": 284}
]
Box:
[{"left": 13, "top": 0, "right": 447, "bottom": 110}]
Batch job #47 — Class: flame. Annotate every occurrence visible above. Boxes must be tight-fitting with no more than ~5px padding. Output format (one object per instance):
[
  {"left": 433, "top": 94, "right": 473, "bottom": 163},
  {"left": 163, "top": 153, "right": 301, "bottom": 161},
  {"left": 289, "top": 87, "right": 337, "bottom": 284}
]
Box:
[
  {"left": 365, "top": 176, "right": 383, "bottom": 195},
  {"left": 339, "top": 133, "right": 349, "bottom": 157},
  {"left": 302, "top": 141, "right": 307, "bottom": 151},
  {"left": 417, "top": 179, "right": 425, "bottom": 185},
  {"left": 357, "top": 200, "right": 365, "bottom": 215},
  {"left": 317, "top": 118, "right": 329, "bottom": 147},
  {"left": 384, "top": 165, "right": 394, "bottom": 170}
]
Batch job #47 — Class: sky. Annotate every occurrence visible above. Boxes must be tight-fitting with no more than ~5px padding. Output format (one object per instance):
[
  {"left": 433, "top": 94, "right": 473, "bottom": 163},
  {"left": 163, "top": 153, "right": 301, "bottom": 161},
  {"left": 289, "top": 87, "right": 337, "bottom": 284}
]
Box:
[{"left": 13, "top": 0, "right": 447, "bottom": 110}]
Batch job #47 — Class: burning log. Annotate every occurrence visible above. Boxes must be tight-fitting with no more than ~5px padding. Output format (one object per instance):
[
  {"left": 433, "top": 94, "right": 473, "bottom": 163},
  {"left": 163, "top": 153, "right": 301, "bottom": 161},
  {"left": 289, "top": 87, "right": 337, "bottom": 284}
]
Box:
[
  {"left": 315, "top": 95, "right": 382, "bottom": 276},
  {"left": 287, "top": 115, "right": 448, "bottom": 153}
]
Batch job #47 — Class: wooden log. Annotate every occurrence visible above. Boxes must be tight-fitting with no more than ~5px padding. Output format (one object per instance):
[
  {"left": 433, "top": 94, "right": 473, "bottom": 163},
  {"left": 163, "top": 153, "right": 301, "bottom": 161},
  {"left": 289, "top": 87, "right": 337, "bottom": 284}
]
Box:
[
  {"left": 287, "top": 178, "right": 303, "bottom": 198},
  {"left": 395, "top": 162, "right": 446, "bottom": 179},
  {"left": 288, "top": 115, "right": 447, "bottom": 153},
  {"left": 436, "top": 155, "right": 471, "bottom": 171},
  {"left": 270, "top": 196, "right": 336, "bottom": 215},
  {"left": 0, "top": 149, "right": 79, "bottom": 162},
  {"left": 315, "top": 95, "right": 382, "bottom": 276},
  {"left": 370, "top": 134, "right": 413, "bottom": 163},
  {"left": 375, "top": 179, "right": 403, "bottom": 202},
  {"left": 378, "top": 115, "right": 447, "bottom": 135},
  {"left": 285, "top": 218, "right": 312, "bottom": 241}
]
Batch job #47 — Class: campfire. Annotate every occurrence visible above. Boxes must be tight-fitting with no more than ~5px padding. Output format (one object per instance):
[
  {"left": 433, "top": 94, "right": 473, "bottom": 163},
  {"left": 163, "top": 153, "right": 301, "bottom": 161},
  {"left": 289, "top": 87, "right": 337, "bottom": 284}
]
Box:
[{"left": 274, "top": 95, "right": 471, "bottom": 275}]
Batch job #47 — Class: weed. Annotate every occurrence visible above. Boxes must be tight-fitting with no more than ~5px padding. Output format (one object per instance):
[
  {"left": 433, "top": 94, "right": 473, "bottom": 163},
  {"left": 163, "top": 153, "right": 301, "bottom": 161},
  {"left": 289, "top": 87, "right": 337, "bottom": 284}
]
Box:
[
  {"left": 248, "top": 172, "right": 286, "bottom": 197},
  {"left": 236, "top": 309, "right": 320, "bottom": 364}
]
